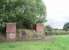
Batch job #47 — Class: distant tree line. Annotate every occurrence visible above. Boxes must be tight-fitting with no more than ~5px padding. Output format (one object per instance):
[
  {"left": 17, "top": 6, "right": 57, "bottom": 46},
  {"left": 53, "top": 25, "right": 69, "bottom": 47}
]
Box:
[{"left": 63, "top": 22, "right": 69, "bottom": 31}]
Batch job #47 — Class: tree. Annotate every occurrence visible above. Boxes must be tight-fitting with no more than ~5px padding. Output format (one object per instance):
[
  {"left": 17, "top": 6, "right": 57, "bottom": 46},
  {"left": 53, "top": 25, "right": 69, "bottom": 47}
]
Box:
[
  {"left": 63, "top": 23, "right": 69, "bottom": 31},
  {"left": 0, "top": 0, "right": 46, "bottom": 29}
]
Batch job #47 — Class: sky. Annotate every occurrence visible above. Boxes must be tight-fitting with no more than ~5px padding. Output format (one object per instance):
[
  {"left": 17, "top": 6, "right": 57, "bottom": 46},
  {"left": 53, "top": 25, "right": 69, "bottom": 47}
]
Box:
[{"left": 43, "top": 0, "right": 69, "bottom": 29}]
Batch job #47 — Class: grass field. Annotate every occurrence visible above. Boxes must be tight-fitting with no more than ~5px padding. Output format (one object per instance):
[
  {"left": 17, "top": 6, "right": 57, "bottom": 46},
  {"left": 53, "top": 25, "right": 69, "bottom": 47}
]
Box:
[{"left": 0, "top": 35, "right": 69, "bottom": 50}]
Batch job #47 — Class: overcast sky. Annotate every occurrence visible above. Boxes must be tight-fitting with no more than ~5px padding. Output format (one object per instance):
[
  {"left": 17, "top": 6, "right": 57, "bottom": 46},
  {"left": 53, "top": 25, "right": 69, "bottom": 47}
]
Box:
[{"left": 43, "top": 0, "right": 69, "bottom": 29}]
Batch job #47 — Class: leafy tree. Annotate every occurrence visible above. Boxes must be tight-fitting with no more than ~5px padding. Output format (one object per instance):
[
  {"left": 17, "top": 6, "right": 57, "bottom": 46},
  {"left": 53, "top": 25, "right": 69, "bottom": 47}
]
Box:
[
  {"left": 0, "top": 0, "right": 46, "bottom": 29},
  {"left": 63, "top": 23, "right": 69, "bottom": 31}
]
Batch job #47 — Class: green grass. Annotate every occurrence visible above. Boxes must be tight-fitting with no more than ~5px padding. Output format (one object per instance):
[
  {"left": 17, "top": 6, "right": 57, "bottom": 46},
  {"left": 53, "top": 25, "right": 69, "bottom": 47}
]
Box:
[{"left": 0, "top": 35, "right": 69, "bottom": 50}]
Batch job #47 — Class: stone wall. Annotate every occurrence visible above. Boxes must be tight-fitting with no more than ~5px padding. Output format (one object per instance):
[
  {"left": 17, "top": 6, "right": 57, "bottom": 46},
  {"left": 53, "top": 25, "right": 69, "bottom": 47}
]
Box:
[{"left": 17, "top": 29, "right": 45, "bottom": 40}]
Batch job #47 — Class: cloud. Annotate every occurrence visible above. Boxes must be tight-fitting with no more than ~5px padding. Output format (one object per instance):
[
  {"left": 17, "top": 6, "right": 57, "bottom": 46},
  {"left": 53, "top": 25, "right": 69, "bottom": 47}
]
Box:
[{"left": 43, "top": 0, "right": 69, "bottom": 29}]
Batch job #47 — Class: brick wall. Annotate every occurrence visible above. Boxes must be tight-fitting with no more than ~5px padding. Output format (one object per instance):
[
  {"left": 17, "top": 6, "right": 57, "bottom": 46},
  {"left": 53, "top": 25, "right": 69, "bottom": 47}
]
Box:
[
  {"left": 6, "top": 23, "right": 16, "bottom": 41},
  {"left": 36, "top": 23, "right": 44, "bottom": 33}
]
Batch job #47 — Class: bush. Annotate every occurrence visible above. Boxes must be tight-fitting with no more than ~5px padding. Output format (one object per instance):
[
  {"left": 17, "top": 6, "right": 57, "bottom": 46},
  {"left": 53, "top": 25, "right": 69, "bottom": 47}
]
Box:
[{"left": 46, "top": 31, "right": 69, "bottom": 35}]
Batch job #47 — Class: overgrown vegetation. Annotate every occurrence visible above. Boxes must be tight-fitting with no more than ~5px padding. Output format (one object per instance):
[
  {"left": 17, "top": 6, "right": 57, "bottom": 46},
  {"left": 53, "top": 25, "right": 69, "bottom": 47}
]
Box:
[
  {"left": 47, "top": 31, "right": 69, "bottom": 35},
  {"left": 0, "top": 0, "right": 46, "bottom": 29},
  {"left": 0, "top": 0, "right": 46, "bottom": 34}
]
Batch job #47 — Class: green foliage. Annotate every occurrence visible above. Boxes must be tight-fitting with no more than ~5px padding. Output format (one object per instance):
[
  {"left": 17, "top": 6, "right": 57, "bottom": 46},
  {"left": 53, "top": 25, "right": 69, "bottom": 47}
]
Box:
[
  {"left": 45, "top": 25, "right": 52, "bottom": 32},
  {"left": 47, "top": 31, "right": 69, "bottom": 35},
  {"left": 63, "top": 23, "right": 69, "bottom": 31},
  {"left": 1, "top": 36, "right": 69, "bottom": 50},
  {"left": 0, "top": 0, "right": 46, "bottom": 29}
]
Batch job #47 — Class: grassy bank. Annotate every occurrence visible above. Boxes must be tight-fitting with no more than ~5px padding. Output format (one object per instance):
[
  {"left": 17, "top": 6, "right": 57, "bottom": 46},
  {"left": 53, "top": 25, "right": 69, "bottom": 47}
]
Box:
[{"left": 0, "top": 35, "right": 69, "bottom": 50}]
